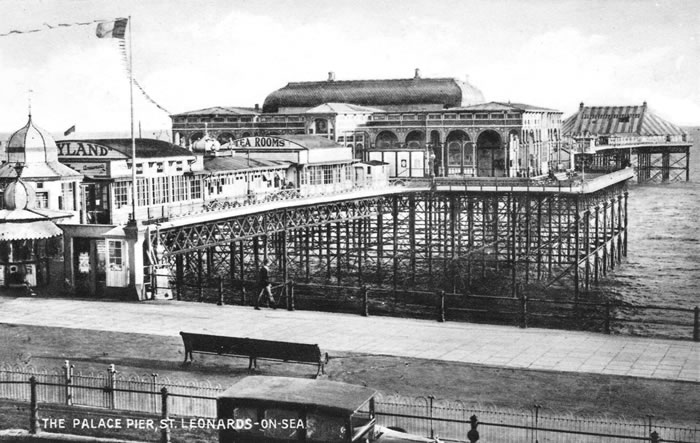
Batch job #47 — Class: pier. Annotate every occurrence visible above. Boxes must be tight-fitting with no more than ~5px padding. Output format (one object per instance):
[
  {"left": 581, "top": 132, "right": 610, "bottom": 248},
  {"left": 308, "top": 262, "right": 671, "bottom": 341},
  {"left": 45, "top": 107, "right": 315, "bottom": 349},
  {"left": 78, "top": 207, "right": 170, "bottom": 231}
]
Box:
[{"left": 148, "top": 169, "right": 634, "bottom": 308}]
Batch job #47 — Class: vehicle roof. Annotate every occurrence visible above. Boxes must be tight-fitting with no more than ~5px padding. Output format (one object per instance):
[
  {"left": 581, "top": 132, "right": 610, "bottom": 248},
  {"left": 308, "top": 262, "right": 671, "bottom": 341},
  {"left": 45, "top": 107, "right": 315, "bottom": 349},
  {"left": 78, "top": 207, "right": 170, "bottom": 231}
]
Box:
[{"left": 219, "top": 376, "right": 377, "bottom": 415}]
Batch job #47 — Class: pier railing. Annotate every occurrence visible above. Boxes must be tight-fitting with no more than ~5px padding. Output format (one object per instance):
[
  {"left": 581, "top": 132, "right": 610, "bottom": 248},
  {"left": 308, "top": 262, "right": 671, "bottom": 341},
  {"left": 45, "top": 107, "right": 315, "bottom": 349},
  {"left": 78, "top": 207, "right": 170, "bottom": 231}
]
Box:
[
  {"left": 168, "top": 279, "right": 700, "bottom": 342},
  {"left": 0, "top": 362, "right": 696, "bottom": 442}
]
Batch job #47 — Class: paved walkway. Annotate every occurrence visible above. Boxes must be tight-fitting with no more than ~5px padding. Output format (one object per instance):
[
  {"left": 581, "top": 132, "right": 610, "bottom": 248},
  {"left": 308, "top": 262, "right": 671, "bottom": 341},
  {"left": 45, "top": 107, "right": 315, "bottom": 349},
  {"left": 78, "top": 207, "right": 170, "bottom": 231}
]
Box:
[{"left": 0, "top": 297, "right": 698, "bottom": 382}]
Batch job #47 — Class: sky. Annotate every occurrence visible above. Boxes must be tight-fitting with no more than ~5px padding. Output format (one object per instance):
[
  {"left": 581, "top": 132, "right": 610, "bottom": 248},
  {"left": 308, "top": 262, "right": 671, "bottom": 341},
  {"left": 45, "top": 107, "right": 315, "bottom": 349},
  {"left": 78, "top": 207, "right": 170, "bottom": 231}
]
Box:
[{"left": 0, "top": 0, "right": 698, "bottom": 136}]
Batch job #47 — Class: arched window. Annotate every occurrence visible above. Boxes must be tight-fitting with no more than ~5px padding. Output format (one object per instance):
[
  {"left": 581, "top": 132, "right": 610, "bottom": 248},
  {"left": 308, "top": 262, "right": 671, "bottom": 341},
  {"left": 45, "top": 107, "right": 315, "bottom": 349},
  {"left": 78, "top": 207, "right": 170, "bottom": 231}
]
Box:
[{"left": 375, "top": 131, "right": 398, "bottom": 149}]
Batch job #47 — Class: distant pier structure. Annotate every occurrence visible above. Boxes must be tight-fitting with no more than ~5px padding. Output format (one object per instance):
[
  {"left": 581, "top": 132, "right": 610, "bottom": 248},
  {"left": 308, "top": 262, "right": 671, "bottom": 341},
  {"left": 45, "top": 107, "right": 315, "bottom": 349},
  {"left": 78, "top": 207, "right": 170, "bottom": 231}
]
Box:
[{"left": 563, "top": 102, "right": 692, "bottom": 183}]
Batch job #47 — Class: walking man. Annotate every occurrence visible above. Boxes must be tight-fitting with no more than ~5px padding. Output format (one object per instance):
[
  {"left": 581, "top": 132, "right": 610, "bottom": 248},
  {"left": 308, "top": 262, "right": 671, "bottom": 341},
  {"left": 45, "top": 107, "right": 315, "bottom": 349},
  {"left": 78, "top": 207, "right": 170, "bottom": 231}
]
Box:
[{"left": 255, "top": 259, "right": 276, "bottom": 310}]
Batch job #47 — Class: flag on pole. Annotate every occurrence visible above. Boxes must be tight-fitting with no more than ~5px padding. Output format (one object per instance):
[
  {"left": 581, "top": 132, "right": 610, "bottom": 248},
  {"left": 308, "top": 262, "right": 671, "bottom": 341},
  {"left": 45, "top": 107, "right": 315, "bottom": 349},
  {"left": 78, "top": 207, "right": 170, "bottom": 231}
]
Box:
[
  {"left": 96, "top": 18, "right": 127, "bottom": 39},
  {"left": 63, "top": 125, "right": 76, "bottom": 136}
]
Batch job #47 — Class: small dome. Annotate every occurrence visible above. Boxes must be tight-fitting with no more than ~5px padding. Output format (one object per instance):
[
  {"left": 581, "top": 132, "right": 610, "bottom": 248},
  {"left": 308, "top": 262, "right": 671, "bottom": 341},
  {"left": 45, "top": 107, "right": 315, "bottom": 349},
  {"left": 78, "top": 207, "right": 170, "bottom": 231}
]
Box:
[
  {"left": 193, "top": 135, "right": 220, "bottom": 152},
  {"left": 7, "top": 116, "right": 59, "bottom": 164},
  {"left": 3, "top": 178, "right": 36, "bottom": 210}
]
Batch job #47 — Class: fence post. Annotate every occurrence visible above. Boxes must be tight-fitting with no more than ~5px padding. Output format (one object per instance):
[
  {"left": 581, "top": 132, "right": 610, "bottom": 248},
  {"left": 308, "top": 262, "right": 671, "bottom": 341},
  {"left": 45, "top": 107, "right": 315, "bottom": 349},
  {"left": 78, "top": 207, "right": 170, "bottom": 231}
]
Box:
[
  {"left": 520, "top": 293, "right": 528, "bottom": 329},
  {"left": 362, "top": 286, "right": 369, "bottom": 317},
  {"left": 217, "top": 277, "right": 224, "bottom": 306},
  {"left": 241, "top": 285, "right": 247, "bottom": 306},
  {"left": 428, "top": 395, "right": 435, "bottom": 439},
  {"left": 438, "top": 291, "right": 446, "bottom": 322},
  {"left": 151, "top": 373, "right": 159, "bottom": 414},
  {"left": 29, "top": 376, "right": 38, "bottom": 434},
  {"left": 288, "top": 281, "right": 295, "bottom": 311},
  {"left": 467, "top": 414, "right": 479, "bottom": 443},
  {"left": 604, "top": 302, "right": 611, "bottom": 334},
  {"left": 693, "top": 306, "right": 699, "bottom": 342},
  {"left": 64, "top": 360, "right": 72, "bottom": 406},
  {"left": 108, "top": 364, "right": 116, "bottom": 409},
  {"left": 160, "top": 387, "right": 170, "bottom": 443},
  {"left": 650, "top": 430, "right": 659, "bottom": 443}
]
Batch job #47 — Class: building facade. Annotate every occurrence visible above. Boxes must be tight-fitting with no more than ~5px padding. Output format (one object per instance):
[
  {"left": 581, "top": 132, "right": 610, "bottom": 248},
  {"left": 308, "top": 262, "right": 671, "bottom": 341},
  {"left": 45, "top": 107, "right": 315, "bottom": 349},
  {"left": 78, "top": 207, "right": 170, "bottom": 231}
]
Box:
[{"left": 171, "top": 73, "right": 563, "bottom": 178}]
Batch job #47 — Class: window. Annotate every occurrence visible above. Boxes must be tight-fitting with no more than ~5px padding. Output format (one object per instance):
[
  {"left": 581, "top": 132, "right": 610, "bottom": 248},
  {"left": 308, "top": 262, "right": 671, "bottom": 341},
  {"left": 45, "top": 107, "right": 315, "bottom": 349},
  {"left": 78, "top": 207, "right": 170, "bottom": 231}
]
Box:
[
  {"left": 113, "top": 182, "right": 129, "bottom": 209},
  {"left": 157, "top": 163, "right": 164, "bottom": 173},
  {"left": 490, "top": 113, "right": 502, "bottom": 119},
  {"left": 137, "top": 179, "right": 148, "bottom": 207},
  {"left": 373, "top": 115, "right": 387, "bottom": 121},
  {"left": 213, "top": 117, "right": 224, "bottom": 122},
  {"left": 475, "top": 113, "right": 488, "bottom": 119},
  {"left": 323, "top": 166, "right": 333, "bottom": 184},
  {"left": 108, "top": 240, "right": 123, "bottom": 271},
  {"left": 619, "top": 116, "right": 630, "bottom": 123},
  {"left": 61, "top": 182, "right": 75, "bottom": 211},
  {"left": 36, "top": 192, "right": 48, "bottom": 209},
  {"left": 459, "top": 114, "right": 472, "bottom": 119},
  {"left": 444, "top": 114, "right": 457, "bottom": 120},
  {"left": 136, "top": 163, "right": 143, "bottom": 175},
  {"left": 226, "top": 117, "right": 238, "bottom": 123},
  {"left": 428, "top": 114, "right": 441, "bottom": 120},
  {"left": 190, "top": 177, "right": 201, "bottom": 200},
  {"left": 387, "top": 114, "right": 400, "bottom": 120},
  {"left": 403, "top": 114, "right": 416, "bottom": 120}
]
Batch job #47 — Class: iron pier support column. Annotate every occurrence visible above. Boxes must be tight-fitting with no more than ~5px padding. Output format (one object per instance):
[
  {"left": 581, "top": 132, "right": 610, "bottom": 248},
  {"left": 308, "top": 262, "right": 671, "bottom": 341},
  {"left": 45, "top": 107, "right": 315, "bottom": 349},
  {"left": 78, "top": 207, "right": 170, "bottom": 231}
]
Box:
[
  {"left": 511, "top": 194, "right": 518, "bottom": 297},
  {"left": 336, "top": 222, "right": 342, "bottom": 284},
  {"left": 377, "top": 199, "right": 384, "bottom": 284},
  {"left": 623, "top": 191, "right": 629, "bottom": 257},
  {"left": 392, "top": 196, "right": 399, "bottom": 293},
  {"left": 574, "top": 196, "right": 580, "bottom": 303},
  {"left": 610, "top": 197, "right": 616, "bottom": 271},
  {"left": 594, "top": 205, "right": 600, "bottom": 283},
  {"left": 409, "top": 194, "right": 416, "bottom": 286},
  {"left": 602, "top": 201, "right": 608, "bottom": 277},
  {"left": 584, "top": 209, "right": 591, "bottom": 293}
]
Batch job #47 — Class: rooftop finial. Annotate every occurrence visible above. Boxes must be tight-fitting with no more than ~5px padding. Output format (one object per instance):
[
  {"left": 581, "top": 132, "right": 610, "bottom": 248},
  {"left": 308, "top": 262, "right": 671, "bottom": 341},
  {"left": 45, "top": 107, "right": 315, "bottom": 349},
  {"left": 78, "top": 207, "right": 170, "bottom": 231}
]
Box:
[{"left": 28, "top": 89, "right": 33, "bottom": 119}]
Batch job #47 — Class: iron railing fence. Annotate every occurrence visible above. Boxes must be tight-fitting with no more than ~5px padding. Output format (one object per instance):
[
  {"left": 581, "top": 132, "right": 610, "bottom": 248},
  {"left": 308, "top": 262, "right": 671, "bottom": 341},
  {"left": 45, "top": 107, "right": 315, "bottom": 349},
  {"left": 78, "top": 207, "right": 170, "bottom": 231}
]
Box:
[
  {"left": 373, "top": 394, "right": 699, "bottom": 443},
  {"left": 168, "top": 279, "right": 700, "bottom": 342},
  {"left": 0, "top": 364, "right": 697, "bottom": 442},
  {"left": 0, "top": 362, "right": 221, "bottom": 418}
]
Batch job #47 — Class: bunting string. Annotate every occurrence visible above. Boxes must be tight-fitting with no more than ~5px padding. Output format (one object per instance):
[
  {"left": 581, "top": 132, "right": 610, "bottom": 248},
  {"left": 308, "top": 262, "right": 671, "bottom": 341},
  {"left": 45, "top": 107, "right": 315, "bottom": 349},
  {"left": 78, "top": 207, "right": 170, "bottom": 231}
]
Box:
[
  {"left": 0, "top": 19, "right": 108, "bottom": 37},
  {"left": 1, "top": 18, "right": 171, "bottom": 114},
  {"left": 115, "top": 39, "right": 171, "bottom": 114}
]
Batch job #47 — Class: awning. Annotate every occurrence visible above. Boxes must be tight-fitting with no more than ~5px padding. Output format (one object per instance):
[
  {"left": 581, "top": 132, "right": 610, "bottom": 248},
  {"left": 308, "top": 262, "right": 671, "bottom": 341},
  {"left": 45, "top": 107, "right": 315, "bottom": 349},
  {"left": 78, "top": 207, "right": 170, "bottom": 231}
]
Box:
[{"left": 0, "top": 220, "right": 62, "bottom": 241}]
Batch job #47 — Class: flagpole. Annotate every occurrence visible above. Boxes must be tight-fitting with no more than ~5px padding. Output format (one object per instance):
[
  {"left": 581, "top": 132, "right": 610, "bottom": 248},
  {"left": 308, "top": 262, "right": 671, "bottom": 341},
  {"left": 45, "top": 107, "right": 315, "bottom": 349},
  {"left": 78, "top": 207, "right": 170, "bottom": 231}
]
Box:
[{"left": 128, "top": 15, "right": 137, "bottom": 223}]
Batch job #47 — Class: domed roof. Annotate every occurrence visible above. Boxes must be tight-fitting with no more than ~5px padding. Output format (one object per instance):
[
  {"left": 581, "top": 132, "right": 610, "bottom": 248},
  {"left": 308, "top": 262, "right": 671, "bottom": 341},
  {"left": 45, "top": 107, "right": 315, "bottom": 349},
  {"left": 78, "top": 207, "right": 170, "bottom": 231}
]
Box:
[
  {"left": 3, "top": 177, "right": 36, "bottom": 211},
  {"left": 262, "top": 74, "right": 485, "bottom": 113},
  {"left": 6, "top": 115, "right": 59, "bottom": 163}
]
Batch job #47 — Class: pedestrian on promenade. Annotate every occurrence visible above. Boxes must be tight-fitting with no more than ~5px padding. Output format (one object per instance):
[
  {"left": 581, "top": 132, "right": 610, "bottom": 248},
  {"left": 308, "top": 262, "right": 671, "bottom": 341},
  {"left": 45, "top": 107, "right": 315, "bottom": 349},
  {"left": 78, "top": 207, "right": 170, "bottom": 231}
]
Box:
[{"left": 255, "top": 259, "right": 276, "bottom": 310}]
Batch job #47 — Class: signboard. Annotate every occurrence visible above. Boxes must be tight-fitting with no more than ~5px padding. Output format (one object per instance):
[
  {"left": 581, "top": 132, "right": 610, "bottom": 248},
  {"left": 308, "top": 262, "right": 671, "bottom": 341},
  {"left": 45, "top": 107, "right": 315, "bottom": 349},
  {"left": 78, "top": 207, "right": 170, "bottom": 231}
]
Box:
[
  {"left": 64, "top": 162, "right": 109, "bottom": 177},
  {"left": 231, "top": 136, "right": 301, "bottom": 149},
  {"left": 56, "top": 141, "right": 124, "bottom": 159}
]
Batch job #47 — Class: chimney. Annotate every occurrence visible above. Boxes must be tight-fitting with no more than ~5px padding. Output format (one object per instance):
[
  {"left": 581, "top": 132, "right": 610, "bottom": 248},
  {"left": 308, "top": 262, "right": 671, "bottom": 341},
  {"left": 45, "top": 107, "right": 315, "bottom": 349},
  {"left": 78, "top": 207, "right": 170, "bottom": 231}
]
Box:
[
  {"left": 254, "top": 104, "right": 259, "bottom": 112},
  {"left": 643, "top": 101, "right": 647, "bottom": 108},
  {"left": 414, "top": 68, "right": 421, "bottom": 79},
  {"left": 328, "top": 71, "right": 335, "bottom": 82},
  {"left": 579, "top": 102, "right": 584, "bottom": 110}
]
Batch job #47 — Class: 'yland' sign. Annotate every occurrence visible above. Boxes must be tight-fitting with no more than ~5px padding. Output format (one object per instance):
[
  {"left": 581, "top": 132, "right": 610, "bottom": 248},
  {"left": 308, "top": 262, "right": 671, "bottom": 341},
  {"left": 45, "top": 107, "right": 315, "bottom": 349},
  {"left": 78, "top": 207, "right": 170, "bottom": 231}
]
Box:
[
  {"left": 230, "top": 136, "right": 300, "bottom": 149},
  {"left": 56, "top": 141, "right": 122, "bottom": 158}
]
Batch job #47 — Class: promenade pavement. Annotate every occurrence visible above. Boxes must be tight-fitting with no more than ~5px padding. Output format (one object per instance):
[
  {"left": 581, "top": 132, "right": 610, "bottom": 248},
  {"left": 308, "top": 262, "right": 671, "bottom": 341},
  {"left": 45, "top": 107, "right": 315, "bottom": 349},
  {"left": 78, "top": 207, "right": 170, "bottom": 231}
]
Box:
[{"left": 0, "top": 296, "right": 698, "bottom": 382}]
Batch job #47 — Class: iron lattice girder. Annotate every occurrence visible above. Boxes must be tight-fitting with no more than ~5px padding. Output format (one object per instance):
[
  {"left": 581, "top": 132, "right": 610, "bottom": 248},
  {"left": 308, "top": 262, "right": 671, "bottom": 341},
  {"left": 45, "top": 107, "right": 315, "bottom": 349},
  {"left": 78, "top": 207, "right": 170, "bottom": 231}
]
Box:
[{"left": 153, "top": 197, "right": 383, "bottom": 257}]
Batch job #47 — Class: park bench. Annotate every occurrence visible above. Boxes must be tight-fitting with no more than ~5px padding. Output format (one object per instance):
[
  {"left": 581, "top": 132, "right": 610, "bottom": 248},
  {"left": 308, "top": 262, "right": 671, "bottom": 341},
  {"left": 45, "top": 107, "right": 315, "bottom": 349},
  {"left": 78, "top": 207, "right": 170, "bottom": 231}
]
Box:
[
  {"left": 179, "top": 331, "right": 328, "bottom": 377},
  {"left": 552, "top": 171, "right": 569, "bottom": 181}
]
